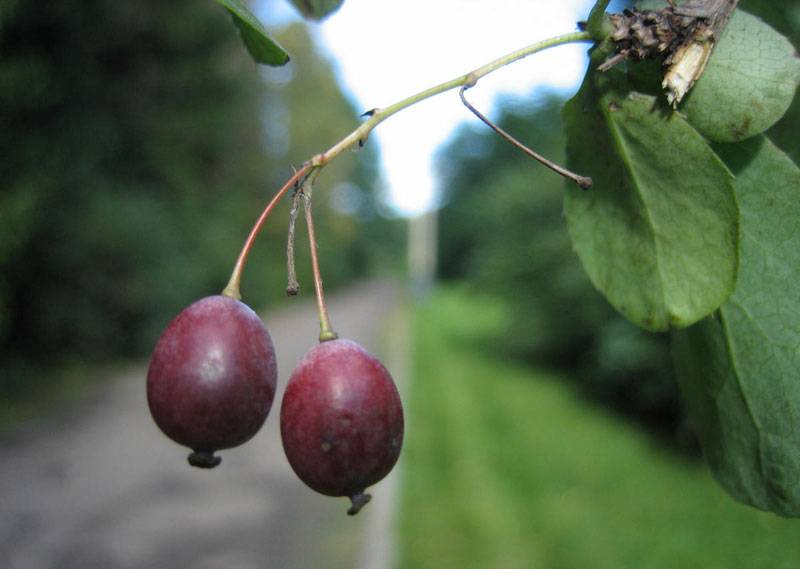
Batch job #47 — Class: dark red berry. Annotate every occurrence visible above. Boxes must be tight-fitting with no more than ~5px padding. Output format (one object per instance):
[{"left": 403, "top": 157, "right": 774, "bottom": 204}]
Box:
[
  {"left": 147, "top": 295, "right": 277, "bottom": 468},
  {"left": 280, "top": 338, "right": 404, "bottom": 515}
]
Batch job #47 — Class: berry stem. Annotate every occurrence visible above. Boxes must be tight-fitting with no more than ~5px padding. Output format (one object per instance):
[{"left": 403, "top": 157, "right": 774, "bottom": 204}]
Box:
[
  {"left": 222, "top": 163, "right": 312, "bottom": 300},
  {"left": 301, "top": 174, "right": 338, "bottom": 342}
]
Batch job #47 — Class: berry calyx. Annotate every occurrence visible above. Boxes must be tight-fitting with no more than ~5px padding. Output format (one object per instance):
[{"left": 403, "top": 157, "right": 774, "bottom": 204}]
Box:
[
  {"left": 280, "top": 338, "right": 404, "bottom": 515},
  {"left": 147, "top": 295, "right": 277, "bottom": 468}
]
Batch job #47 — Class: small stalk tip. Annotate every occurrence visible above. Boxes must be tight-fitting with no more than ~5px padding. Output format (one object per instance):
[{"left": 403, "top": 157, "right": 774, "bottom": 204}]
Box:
[
  {"left": 319, "top": 330, "right": 339, "bottom": 343},
  {"left": 188, "top": 450, "right": 222, "bottom": 469},
  {"left": 221, "top": 283, "right": 242, "bottom": 301},
  {"left": 347, "top": 490, "right": 372, "bottom": 515}
]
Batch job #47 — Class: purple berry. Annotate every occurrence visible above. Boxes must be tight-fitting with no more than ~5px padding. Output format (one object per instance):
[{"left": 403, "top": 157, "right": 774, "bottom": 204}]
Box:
[
  {"left": 280, "top": 338, "right": 404, "bottom": 514},
  {"left": 147, "top": 295, "right": 277, "bottom": 468}
]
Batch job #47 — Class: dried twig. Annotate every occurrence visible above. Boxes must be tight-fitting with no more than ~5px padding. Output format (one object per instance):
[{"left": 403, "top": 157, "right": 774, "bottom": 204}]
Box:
[
  {"left": 459, "top": 86, "right": 592, "bottom": 190},
  {"left": 285, "top": 185, "right": 303, "bottom": 296}
]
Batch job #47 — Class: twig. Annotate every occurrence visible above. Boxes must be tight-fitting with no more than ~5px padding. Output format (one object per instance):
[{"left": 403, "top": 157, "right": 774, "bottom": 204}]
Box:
[
  {"left": 459, "top": 86, "right": 592, "bottom": 190},
  {"left": 310, "top": 31, "right": 592, "bottom": 168},
  {"left": 286, "top": 187, "right": 303, "bottom": 296},
  {"left": 222, "top": 163, "right": 311, "bottom": 300}
]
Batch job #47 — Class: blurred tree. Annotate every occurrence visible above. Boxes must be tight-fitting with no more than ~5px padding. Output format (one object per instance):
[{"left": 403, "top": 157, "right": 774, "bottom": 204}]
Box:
[{"left": 0, "top": 1, "right": 401, "bottom": 400}]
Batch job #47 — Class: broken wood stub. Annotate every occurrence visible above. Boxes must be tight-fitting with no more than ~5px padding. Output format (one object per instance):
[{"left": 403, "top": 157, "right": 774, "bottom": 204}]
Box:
[{"left": 599, "top": 0, "right": 739, "bottom": 106}]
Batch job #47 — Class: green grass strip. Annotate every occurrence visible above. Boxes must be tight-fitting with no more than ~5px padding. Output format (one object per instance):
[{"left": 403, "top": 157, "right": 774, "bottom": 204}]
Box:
[{"left": 397, "top": 287, "right": 800, "bottom": 569}]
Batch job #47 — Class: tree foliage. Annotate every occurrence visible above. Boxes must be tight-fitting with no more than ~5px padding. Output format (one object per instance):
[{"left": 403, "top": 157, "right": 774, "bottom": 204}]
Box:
[
  {"left": 439, "top": 1, "right": 800, "bottom": 516},
  {"left": 743, "top": 0, "right": 800, "bottom": 164},
  {"left": 0, "top": 0, "right": 400, "bottom": 397},
  {"left": 214, "top": 0, "right": 290, "bottom": 65},
  {"left": 673, "top": 136, "right": 800, "bottom": 517},
  {"left": 564, "top": 0, "right": 800, "bottom": 516},
  {"left": 564, "top": 82, "right": 738, "bottom": 332}
]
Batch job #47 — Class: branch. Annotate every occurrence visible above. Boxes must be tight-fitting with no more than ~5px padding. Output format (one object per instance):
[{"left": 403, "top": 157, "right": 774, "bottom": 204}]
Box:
[
  {"left": 311, "top": 31, "right": 592, "bottom": 168},
  {"left": 224, "top": 30, "right": 595, "bottom": 298}
]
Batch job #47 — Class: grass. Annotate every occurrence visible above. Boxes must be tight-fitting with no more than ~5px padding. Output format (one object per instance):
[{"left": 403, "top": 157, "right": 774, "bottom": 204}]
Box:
[{"left": 396, "top": 287, "right": 800, "bottom": 569}]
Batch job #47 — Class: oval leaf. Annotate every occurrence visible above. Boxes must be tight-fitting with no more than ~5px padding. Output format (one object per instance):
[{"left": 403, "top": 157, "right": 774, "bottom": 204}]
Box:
[
  {"left": 672, "top": 136, "right": 800, "bottom": 517},
  {"left": 288, "top": 0, "right": 344, "bottom": 20},
  {"left": 563, "top": 66, "right": 738, "bottom": 331},
  {"left": 682, "top": 9, "right": 800, "bottom": 142},
  {"left": 214, "top": 0, "right": 290, "bottom": 66}
]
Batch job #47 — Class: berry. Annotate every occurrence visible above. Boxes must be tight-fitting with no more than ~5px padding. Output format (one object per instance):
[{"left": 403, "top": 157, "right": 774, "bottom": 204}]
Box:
[
  {"left": 280, "top": 338, "right": 404, "bottom": 515},
  {"left": 147, "top": 295, "right": 277, "bottom": 468}
]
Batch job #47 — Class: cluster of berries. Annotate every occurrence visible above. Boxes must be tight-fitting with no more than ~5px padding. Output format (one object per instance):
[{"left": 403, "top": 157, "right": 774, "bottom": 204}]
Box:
[{"left": 146, "top": 294, "right": 403, "bottom": 515}]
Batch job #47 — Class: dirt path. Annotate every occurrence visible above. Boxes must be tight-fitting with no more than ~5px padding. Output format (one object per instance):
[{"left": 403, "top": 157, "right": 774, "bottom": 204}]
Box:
[{"left": 0, "top": 280, "right": 406, "bottom": 569}]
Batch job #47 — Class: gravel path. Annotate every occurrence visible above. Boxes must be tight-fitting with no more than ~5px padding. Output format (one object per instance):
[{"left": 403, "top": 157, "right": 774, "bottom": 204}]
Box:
[{"left": 0, "top": 280, "right": 406, "bottom": 569}]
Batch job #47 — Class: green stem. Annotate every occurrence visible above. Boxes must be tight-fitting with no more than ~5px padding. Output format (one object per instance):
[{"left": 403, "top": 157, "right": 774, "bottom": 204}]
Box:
[{"left": 311, "top": 31, "right": 592, "bottom": 168}]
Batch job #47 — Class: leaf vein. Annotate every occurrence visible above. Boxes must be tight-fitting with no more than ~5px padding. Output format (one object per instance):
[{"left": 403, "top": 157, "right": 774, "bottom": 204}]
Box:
[{"left": 604, "top": 104, "right": 667, "bottom": 321}]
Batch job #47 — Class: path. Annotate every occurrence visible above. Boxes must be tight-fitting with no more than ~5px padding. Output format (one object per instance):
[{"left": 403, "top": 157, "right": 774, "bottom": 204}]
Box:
[{"left": 0, "top": 280, "right": 406, "bottom": 569}]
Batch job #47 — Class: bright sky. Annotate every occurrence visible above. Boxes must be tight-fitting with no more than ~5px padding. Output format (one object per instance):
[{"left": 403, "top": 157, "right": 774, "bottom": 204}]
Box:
[{"left": 261, "top": 0, "right": 597, "bottom": 215}]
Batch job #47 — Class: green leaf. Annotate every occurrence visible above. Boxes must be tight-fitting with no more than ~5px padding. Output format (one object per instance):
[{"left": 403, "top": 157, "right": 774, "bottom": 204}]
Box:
[
  {"left": 672, "top": 136, "right": 800, "bottom": 517},
  {"left": 563, "top": 65, "right": 739, "bottom": 331},
  {"left": 682, "top": 9, "right": 800, "bottom": 142},
  {"left": 288, "top": 0, "right": 344, "bottom": 20},
  {"left": 214, "top": 0, "right": 289, "bottom": 66}
]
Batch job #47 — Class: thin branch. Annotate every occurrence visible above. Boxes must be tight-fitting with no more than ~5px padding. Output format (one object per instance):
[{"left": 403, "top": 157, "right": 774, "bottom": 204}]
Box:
[
  {"left": 224, "top": 31, "right": 596, "bottom": 298},
  {"left": 311, "top": 31, "right": 592, "bottom": 168},
  {"left": 459, "top": 87, "right": 592, "bottom": 190},
  {"left": 286, "top": 186, "right": 303, "bottom": 296}
]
